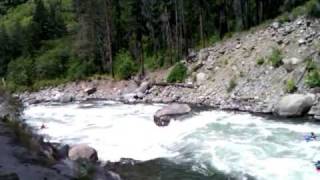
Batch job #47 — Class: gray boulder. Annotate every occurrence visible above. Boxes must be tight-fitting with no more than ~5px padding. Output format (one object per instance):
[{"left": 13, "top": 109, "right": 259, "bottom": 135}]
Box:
[
  {"left": 136, "top": 81, "right": 150, "bottom": 94},
  {"left": 68, "top": 144, "right": 98, "bottom": 162},
  {"left": 154, "top": 104, "right": 191, "bottom": 126},
  {"left": 59, "top": 94, "right": 74, "bottom": 103},
  {"left": 271, "top": 22, "right": 280, "bottom": 29},
  {"left": 282, "top": 57, "right": 304, "bottom": 71},
  {"left": 196, "top": 72, "right": 207, "bottom": 85},
  {"left": 275, "top": 94, "right": 315, "bottom": 117}
]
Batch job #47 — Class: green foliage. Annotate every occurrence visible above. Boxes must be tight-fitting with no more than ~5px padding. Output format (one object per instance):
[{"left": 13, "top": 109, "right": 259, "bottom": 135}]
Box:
[
  {"left": 256, "top": 58, "right": 265, "bottom": 66},
  {"left": 166, "top": 63, "right": 187, "bottom": 83},
  {"left": 76, "top": 159, "right": 96, "bottom": 180},
  {"left": 268, "top": 48, "right": 283, "bottom": 68},
  {"left": 34, "top": 39, "right": 70, "bottom": 80},
  {"left": 227, "top": 78, "right": 237, "bottom": 93},
  {"left": 306, "top": 69, "right": 320, "bottom": 88},
  {"left": 114, "top": 50, "right": 137, "bottom": 80},
  {"left": 145, "top": 53, "right": 165, "bottom": 70},
  {"left": 306, "top": 0, "right": 320, "bottom": 18},
  {"left": 208, "top": 34, "right": 220, "bottom": 45},
  {"left": 7, "top": 57, "right": 34, "bottom": 86},
  {"left": 286, "top": 79, "right": 297, "bottom": 93},
  {"left": 306, "top": 58, "right": 316, "bottom": 71},
  {"left": 67, "top": 59, "right": 96, "bottom": 80},
  {"left": 32, "top": 79, "right": 69, "bottom": 91}
]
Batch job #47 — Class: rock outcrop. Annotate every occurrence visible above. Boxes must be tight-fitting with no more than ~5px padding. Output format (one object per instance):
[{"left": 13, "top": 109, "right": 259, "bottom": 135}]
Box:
[
  {"left": 68, "top": 144, "right": 98, "bottom": 162},
  {"left": 154, "top": 104, "right": 191, "bottom": 126},
  {"left": 275, "top": 94, "right": 315, "bottom": 117}
]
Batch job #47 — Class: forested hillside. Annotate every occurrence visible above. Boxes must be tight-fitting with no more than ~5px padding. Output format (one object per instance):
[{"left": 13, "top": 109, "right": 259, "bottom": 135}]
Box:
[{"left": 0, "top": 0, "right": 319, "bottom": 91}]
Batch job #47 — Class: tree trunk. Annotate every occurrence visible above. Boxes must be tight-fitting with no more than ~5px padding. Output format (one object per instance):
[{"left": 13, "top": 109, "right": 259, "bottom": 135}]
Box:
[
  {"left": 199, "top": 11, "right": 204, "bottom": 48},
  {"left": 105, "top": 0, "right": 113, "bottom": 77}
]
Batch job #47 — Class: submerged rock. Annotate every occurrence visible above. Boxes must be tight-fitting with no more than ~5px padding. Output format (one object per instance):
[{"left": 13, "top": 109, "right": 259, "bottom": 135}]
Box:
[
  {"left": 154, "top": 104, "right": 191, "bottom": 126},
  {"left": 68, "top": 144, "right": 98, "bottom": 162},
  {"left": 275, "top": 94, "right": 315, "bottom": 117},
  {"left": 0, "top": 171, "right": 19, "bottom": 180}
]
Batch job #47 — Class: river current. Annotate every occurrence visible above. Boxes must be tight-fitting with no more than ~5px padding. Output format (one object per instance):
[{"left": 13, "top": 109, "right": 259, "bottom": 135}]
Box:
[{"left": 23, "top": 101, "right": 320, "bottom": 180}]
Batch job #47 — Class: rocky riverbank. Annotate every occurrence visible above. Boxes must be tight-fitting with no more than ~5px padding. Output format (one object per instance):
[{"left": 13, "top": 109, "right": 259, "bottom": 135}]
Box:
[
  {"left": 0, "top": 88, "right": 122, "bottom": 180},
  {"left": 18, "top": 16, "right": 320, "bottom": 121}
]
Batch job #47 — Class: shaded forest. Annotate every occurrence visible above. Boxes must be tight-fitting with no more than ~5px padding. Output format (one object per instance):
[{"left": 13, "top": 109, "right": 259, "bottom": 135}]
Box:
[{"left": 0, "top": 0, "right": 319, "bottom": 90}]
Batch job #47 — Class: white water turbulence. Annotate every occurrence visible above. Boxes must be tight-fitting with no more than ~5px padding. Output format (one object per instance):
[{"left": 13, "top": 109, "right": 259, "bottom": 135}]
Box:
[{"left": 23, "top": 101, "right": 320, "bottom": 180}]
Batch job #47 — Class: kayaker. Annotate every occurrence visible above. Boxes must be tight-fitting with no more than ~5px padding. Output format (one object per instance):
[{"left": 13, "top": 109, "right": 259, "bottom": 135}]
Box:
[
  {"left": 40, "top": 124, "right": 47, "bottom": 129},
  {"left": 315, "top": 161, "right": 320, "bottom": 171},
  {"left": 310, "top": 132, "right": 317, "bottom": 140}
]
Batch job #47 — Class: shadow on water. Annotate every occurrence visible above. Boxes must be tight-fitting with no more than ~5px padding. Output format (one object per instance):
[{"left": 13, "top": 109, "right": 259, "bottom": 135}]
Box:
[{"left": 105, "top": 158, "right": 255, "bottom": 180}]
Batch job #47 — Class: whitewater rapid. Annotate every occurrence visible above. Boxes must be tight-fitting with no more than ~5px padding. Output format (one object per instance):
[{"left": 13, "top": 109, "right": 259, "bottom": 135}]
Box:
[{"left": 23, "top": 101, "right": 320, "bottom": 180}]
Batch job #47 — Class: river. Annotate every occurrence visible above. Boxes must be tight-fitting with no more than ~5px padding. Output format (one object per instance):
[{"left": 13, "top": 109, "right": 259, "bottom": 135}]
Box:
[{"left": 22, "top": 101, "right": 320, "bottom": 180}]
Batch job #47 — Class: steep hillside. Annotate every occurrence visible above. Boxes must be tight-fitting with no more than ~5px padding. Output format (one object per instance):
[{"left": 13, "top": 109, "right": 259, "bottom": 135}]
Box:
[{"left": 144, "top": 16, "right": 320, "bottom": 112}]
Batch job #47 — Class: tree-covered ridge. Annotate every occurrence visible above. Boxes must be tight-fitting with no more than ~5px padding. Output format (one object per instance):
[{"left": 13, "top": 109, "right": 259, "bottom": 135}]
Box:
[{"left": 0, "top": 0, "right": 319, "bottom": 91}]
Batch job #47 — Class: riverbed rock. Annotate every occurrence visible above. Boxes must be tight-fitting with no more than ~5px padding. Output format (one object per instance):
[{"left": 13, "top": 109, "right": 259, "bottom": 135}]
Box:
[
  {"left": 52, "top": 144, "right": 70, "bottom": 160},
  {"left": 68, "top": 144, "right": 98, "bottom": 162},
  {"left": 154, "top": 104, "right": 191, "bottom": 126},
  {"left": 275, "top": 94, "right": 315, "bottom": 117},
  {"left": 53, "top": 159, "right": 78, "bottom": 178},
  {"left": 59, "top": 94, "right": 74, "bottom": 103}
]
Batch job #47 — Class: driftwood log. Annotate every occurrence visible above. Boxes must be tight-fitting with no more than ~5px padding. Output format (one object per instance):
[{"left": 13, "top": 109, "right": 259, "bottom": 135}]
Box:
[{"left": 152, "top": 82, "right": 197, "bottom": 89}]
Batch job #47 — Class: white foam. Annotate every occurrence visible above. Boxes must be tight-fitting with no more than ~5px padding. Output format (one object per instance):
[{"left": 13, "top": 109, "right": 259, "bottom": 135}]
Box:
[{"left": 23, "top": 102, "right": 320, "bottom": 180}]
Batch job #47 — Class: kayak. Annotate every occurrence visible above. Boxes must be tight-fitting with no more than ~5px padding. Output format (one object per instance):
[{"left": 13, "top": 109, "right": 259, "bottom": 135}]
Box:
[{"left": 304, "top": 135, "right": 317, "bottom": 142}]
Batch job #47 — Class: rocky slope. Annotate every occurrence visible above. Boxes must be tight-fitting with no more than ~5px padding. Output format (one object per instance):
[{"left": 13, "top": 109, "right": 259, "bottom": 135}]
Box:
[{"left": 19, "top": 16, "right": 320, "bottom": 119}]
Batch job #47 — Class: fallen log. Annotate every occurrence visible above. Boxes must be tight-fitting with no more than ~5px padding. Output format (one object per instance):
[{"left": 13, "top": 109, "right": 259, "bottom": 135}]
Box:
[{"left": 152, "top": 82, "right": 197, "bottom": 89}]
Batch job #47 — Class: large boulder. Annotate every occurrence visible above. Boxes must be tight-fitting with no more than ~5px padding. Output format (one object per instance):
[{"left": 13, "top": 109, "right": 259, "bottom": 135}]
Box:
[
  {"left": 154, "top": 104, "right": 191, "bottom": 126},
  {"left": 282, "top": 57, "right": 304, "bottom": 71},
  {"left": 196, "top": 72, "right": 207, "bottom": 85},
  {"left": 59, "top": 94, "right": 74, "bottom": 103},
  {"left": 68, "top": 144, "right": 98, "bottom": 162},
  {"left": 136, "top": 81, "right": 150, "bottom": 94},
  {"left": 275, "top": 94, "right": 315, "bottom": 117}
]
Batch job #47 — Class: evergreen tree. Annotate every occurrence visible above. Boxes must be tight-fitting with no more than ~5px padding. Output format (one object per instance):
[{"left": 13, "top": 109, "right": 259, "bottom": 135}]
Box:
[{"left": 0, "top": 26, "right": 11, "bottom": 76}]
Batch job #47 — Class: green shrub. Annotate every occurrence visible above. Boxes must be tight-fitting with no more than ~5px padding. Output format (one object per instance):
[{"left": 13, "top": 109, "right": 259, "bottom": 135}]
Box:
[
  {"left": 114, "top": 50, "right": 137, "bottom": 80},
  {"left": 256, "top": 58, "right": 265, "bottom": 66},
  {"left": 7, "top": 57, "right": 34, "bottom": 86},
  {"left": 306, "top": 59, "right": 316, "bottom": 71},
  {"left": 227, "top": 78, "right": 237, "bottom": 93},
  {"left": 306, "top": 70, "right": 320, "bottom": 87},
  {"left": 306, "top": 0, "right": 320, "bottom": 18},
  {"left": 208, "top": 34, "right": 220, "bottom": 44},
  {"left": 145, "top": 53, "right": 165, "bottom": 71},
  {"left": 35, "top": 56, "right": 61, "bottom": 79},
  {"left": 269, "top": 48, "right": 283, "bottom": 68},
  {"left": 167, "top": 62, "right": 188, "bottom": 83},
  {"left": 286, "top": 79, "right": 297, "bottom": 93},
  {"left": 67, "top": 58, "right": 96, "bottom": 80}
]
